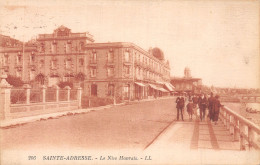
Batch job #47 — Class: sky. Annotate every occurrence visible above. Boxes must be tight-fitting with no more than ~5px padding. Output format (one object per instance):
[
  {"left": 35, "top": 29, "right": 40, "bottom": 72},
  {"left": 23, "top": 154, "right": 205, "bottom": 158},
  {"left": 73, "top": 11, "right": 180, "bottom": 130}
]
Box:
[{"left": 0, "top": 0, "right": 259, "bottom": 88}]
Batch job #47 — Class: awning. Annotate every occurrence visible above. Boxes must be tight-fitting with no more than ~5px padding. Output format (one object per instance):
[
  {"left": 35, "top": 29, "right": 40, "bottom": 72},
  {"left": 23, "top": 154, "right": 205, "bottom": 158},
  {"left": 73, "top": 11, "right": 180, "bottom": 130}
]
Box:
[
  {"left": 156, "top": 81, "right": 165, "bottom": 85},
  {"left": 149, "top": 84, "right": 159, "bottom": 90},
  {"left": 169, "top": 83, "right": 175, "bottom": 89},
  {"left": 158, "top": 87, "right": 169, "bottom": 92},
  {"left": 164, "top": 83, "right": 174, "bottom": 91},
  {"left": 135, "top": 82, "right": 146, "bottom": 87}
]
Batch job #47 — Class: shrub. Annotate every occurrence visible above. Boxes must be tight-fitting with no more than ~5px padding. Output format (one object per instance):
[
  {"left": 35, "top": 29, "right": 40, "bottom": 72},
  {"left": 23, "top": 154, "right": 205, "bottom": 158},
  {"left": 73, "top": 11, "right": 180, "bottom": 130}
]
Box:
[
  {"left": 81, "top": 96, "right": 113, "bottom": 108},
  {"left": 6, "top": 75, "right": 24, "bottom": 87},
  {"left": 58, "top": 81, "right": 73, "bottom": 89}
]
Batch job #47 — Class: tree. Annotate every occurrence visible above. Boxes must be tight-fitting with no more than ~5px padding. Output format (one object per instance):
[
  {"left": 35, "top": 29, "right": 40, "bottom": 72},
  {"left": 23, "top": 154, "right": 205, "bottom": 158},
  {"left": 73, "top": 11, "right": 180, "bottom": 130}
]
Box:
[
  {"left": 6, "top": 75, "right": 24, "bottom": 87},
  {"left": 75, "top": 72, "right": 85, "bottom": 82},
  {"left": 58, "top": 81, "right": 73, "bottom": 89},
  {"left": 35, "top": 73, "right": 45, "bottom": 85}
]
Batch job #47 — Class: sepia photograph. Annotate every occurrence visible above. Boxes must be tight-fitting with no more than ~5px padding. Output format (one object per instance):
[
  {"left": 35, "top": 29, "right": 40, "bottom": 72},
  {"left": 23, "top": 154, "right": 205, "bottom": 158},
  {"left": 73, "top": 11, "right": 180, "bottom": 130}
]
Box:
[{"left": 0, "top": 0, "right": 259, "bottom": 164}]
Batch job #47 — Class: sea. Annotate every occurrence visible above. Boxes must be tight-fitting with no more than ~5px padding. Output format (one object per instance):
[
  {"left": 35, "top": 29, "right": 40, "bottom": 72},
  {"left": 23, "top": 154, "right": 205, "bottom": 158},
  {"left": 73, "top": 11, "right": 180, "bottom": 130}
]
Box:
[{"left": 224, "top": 102, "right": 260, "bottom": 127}]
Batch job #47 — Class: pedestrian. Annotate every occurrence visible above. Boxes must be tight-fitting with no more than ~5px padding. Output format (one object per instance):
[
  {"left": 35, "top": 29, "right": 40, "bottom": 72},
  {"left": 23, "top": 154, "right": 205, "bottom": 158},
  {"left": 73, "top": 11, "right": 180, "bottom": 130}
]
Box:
[
  {"left": 192, "top": 95, "right": 198, "bottom": 119},
  {"left": 186, "top": 100, "right": 193, "bottom": 121},
  {"left": 208, "top": 92, "right": 215, "bottom": 121},
  {"left": 213, "top": 95, "right": 223, "bottom": 125},
  {"left": 176, "top": 95, "right": 184, "bottom": 121},
  {"left": 199, "top": 94, "right": 208, "bottom": 121}
]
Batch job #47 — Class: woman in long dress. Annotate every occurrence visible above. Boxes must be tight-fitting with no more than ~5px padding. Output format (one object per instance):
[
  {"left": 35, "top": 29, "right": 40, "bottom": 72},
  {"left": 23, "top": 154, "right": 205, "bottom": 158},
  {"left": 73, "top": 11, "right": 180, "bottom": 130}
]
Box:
[{"left": 213, "top": 95, "right": 223, "bottom": 125}]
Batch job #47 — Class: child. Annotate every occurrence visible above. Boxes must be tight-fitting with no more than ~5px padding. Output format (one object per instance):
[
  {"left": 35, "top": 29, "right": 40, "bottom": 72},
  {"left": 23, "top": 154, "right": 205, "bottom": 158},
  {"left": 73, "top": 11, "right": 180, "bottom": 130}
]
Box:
[{"left": 186, "top": 100, "right": 193, "bottom": 121}]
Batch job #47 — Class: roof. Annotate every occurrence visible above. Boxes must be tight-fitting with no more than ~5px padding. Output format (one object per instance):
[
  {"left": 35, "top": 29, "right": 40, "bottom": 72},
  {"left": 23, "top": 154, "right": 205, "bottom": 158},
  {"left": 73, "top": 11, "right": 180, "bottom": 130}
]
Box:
[{"left": 85, "top": 42, "right": 170, "bottom": 69}]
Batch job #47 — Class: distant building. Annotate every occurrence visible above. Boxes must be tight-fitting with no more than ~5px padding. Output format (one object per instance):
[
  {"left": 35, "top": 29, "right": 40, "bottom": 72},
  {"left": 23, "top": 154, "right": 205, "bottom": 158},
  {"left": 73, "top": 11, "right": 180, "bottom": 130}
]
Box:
[
  {"left": 0, "top": 26, "right": 173, "bottom": 100},
  {"left": 83, "top": 42, "right": 173, "bottom": 99},
  {"left": 0, "top": 34, "right": 37, "bottom": 81},
  {"left": 35, "top": 25, "right": 94, "bottom": 86},
  {"left": 170, "top": 67, "right": 202, "bottom": 94}
]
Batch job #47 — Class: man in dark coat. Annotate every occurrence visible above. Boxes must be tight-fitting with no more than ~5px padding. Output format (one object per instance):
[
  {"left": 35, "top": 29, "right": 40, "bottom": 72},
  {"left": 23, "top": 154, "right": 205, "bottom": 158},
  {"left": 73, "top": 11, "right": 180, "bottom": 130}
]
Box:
[
  {"left": 213, "top": 95, "right": 223, "bottom": 125},
  {"left": 208, "top": 92, "right": 215, "bottom": 121},
  {"left": 176, "top": 95, "right": 184, "bottom": 121},
  {"left": 199, "top": 94, "right": 208, "bottom": 121}
]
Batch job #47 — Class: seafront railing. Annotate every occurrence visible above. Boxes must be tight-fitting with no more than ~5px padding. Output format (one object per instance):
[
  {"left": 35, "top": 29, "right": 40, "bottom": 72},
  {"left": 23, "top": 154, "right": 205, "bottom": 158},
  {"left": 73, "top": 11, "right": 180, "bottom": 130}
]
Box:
[{"left": 220, "top": 106, "right": 260, "bottom": 150}]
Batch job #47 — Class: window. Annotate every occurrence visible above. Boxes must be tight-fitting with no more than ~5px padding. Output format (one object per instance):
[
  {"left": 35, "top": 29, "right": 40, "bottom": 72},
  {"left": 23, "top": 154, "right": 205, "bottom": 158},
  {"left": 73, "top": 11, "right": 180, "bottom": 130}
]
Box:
[
  {"left": 66, "top": 43, "right": 71, "bottom": 53},
  {"left": 107, "top": 52, "right": 114, "bottom": 63},
  {"left": 51, "top": 43, "right": 57, "bottom": 54},
  {"left": 65, "top": 59, "right": 72, "bottom": 69},
  {"left": 79, "top": 58, "right": 84, "bottom": 66},
  {"left": 30, "top": 55, "right": 35, "bottom": 64},
  {"left": 57, "top": 30, "right": 69, "bottom": 36},
  {"left": 108, "top": 84, "right": 114, "bottom": 96},
  {"left": 123, "top": 84, "right": 130, "bottom": 98},
  {"left": 39, "top": 60, "right": 44, "bottom": 68},
  {"left": 107, "top": 67, "right": 114, "bottom": 77},
  {"left": 91, "top": 84, "right": 97, "bottom": 96},
  {"left": 17, "top": 55, "right": 22, "bottom": 64},
  {"left": 91, "top": 53, "right": 97, "bottom": 63},
  {"left": 51, "top": 60, "right": 57, "bottom": 69},
  {"left": 79, "top": 42, "right": 84, "bottom": 51},
  {"left": 40, "top": 43, "right": 45, "bottom": 53},
  {"left": 124, "top": 51, "right": 129, "bottom": 62},
  {"left": 124, "top": 66, "right": 130, "bottom": 75},
  {"left": 90, "top": 68, "right": 96, "bottom": 77},
  {"left": 140, "top": 69, "right": 144, "bottom": 79},
  {"left": 30, "top": 70, "right": 35, "bottom": 80},
  {"left": 3, "top": 55, "right": 8, "bottom": 65}
]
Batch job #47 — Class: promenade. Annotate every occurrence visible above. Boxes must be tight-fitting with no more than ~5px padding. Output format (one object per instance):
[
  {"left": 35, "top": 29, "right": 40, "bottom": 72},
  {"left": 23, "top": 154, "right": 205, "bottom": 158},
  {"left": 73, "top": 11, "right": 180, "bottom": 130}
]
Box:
[{"left": 1, "top": 97, "right": 259, "bottom": 164}]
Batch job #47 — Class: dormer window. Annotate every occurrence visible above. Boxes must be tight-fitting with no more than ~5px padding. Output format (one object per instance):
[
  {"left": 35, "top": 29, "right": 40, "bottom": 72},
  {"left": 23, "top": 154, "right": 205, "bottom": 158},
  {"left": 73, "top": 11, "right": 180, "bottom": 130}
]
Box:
[
  {"left": 17, "top": 54, "right": 22, "bottom": 64},
  {"left": 3, "top": 53, "right": 8, "bottom": 65},
  {"left": 107, "top": 52, "right": 114, "bottom": 63},
  {"left": 30, "top": 55, "right": 35, "bottom": 64},
  {"left": 124, "top": 51, "right": 130, "bottom": 62},
  {"left": 91, "top": 53, "right": 97, "bottom": 63},
  {"left": 79, "top": 42, "right": 84, "bottom": 51},
  {"left": 57, "top": 30, "right": 69, "bottom": 36}
]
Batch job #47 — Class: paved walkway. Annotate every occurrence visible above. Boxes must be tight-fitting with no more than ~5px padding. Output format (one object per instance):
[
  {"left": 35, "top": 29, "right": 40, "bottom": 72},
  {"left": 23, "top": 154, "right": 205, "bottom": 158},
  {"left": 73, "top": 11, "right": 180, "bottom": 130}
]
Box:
[
  {"left": 145, "top": 113, "right": 260, "bottom": 164},
  {"left": 146, "top": 119, "right": 240, "bottom": 151}
]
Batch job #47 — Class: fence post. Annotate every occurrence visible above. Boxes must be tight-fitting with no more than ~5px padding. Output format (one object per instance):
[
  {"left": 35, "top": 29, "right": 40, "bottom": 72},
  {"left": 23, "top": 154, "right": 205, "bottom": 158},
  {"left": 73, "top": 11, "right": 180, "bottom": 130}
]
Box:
[
  {"left": 0, "top": 75, "right": 12, "bottom": 120},
  {"left": 248, "top": 127, "right": 257, "bottom": 150},
  {"left": 23, "top": 84, "right": 31, "bottom": 104},
  {"left": 77, "top": 87, "right": 82, "bottom": 108},
  {"left": 240, "top": 123, "right": 246, "bottom": 150},
  {"left": 233, "top": 118, "right": 239, "bottom": 141},
  {"left": 226, "top": 113, "right": 230, "bottom": 130},
  {"left": 223, "top": 111, "right": 227, "bottom": 126},
  {"left": 53, "top": 85, "right": 60, "bottom": 102},
  {"left": 41, "top": 85, "right": 46, "bottom": 103},
  {"left": 229, "top": 115, "right": 234, "bottom": 135},
  {"left": 64, "top": 86, "right": 71, "bottom": 101}
]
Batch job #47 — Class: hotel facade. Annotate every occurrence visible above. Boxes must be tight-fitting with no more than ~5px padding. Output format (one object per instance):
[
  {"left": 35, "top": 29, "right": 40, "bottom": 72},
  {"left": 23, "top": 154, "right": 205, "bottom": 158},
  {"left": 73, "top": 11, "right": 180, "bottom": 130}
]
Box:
[{"left": 0, "top": 26, "right": 174, "bottom": 100}]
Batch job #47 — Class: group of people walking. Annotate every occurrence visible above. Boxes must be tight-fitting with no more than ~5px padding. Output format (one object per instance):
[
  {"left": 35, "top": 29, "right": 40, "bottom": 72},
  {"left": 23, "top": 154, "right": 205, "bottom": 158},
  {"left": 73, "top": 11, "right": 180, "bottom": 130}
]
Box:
[{"left": 175, "top": 92, "right": 223, "bottom": 124}]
